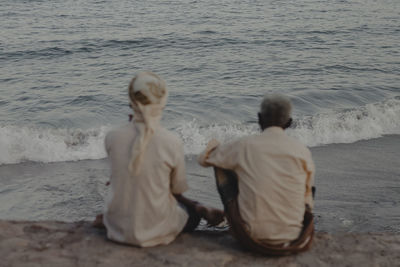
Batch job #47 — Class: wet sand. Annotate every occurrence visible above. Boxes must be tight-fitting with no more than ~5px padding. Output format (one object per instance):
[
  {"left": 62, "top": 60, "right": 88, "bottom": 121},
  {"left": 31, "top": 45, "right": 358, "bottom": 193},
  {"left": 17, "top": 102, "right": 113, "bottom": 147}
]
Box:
[{"left": 0, "top": 135, "right": 399, "bottom": 233}]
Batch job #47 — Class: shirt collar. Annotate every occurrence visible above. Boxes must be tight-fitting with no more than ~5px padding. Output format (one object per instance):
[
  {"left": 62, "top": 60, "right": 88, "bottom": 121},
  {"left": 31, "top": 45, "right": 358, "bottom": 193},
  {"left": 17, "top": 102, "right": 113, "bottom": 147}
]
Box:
[{"left": 262, "top": 126, "right": 285, "bottom": 134}]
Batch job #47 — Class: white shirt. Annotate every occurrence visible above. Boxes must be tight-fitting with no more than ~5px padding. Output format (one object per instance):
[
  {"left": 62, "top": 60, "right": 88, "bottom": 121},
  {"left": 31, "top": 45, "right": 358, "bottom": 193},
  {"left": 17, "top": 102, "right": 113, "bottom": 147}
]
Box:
[
  {"left": 104, "top": 123, "right": 188, "bottom": 247},
  {"left": 199, "top": 127, "right": 315, "bottom": 244}
]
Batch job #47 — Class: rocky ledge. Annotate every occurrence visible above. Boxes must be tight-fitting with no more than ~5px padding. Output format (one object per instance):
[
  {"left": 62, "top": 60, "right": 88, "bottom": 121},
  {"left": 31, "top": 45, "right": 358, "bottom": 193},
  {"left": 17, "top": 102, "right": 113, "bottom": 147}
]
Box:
[{"left": 1, "top": 220, "right": 399, "bottom": 267}]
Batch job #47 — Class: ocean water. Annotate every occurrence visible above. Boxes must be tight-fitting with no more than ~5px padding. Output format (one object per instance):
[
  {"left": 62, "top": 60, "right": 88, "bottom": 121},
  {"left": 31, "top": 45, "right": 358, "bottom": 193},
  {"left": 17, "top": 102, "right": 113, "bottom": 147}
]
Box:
[
  {"left": 1, "top": 0, "right": 399, "bottom": 165},
  {"left": 0, "top": 0, "right": 400, "bottom": 225}
]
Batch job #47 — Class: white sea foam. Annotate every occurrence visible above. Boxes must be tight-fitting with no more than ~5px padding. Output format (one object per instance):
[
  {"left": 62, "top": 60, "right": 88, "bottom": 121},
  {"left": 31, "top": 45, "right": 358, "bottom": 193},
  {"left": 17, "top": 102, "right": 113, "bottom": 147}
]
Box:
[
  {"left": 0, "top": 125, "right": 110, "bottom": 165},
  {"left": 177, "top": 97, "right": 400, "bottom": 153},
  {"left": 289, "top": 97, "right": 400, "bottom": 147},
  {"left": 175, "top": 120, "right": 258, "bottom": 155},
  {"left": 0, "top": 98, "right": 399, "bottom": 165}
]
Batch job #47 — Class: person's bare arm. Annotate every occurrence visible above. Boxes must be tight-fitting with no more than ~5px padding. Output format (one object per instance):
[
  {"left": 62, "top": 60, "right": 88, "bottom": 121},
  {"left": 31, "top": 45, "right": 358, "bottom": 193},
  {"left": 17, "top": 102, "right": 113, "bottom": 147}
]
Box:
[
  {"left": 174, "top": 194, "right": 199, "bottom": 209},
  {"left": 174, "top": 194, "right": 224, "bottom": 226}
]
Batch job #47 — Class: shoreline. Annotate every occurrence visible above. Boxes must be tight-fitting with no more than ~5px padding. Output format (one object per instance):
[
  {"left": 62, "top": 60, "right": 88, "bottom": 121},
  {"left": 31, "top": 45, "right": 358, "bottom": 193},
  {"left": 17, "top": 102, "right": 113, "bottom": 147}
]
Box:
[
  {"left": 0, "top": 135, "right": 399, "bottom": 233},
  {"left": 1, "top": 135, "right": 399, "bottom": 265},
  {"left": 1, "top": 220, "right": 400, "bottom": 266}
]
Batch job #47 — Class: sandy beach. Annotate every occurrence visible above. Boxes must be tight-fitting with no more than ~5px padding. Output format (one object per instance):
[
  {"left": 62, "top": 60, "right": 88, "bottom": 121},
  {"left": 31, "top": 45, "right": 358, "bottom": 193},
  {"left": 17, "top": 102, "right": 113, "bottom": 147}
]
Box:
[
  {"left": 1, "top": 220, "right": 400, "bottom": 267},
  {"left": 0, "top": 135, "right": 399, "bottom": 266}
]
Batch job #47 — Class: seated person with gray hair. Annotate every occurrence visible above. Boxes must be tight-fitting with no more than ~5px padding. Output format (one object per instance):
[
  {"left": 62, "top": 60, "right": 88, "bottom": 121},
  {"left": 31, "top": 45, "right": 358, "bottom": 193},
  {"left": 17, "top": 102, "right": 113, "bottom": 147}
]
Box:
[{"left": 198, "top": 94, "right": 315, "bottom": 255}]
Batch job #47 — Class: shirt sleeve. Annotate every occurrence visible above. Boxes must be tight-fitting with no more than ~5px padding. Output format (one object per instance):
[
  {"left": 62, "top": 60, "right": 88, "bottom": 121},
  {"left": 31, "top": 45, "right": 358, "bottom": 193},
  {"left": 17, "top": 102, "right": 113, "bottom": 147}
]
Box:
[
  {"left": 304, "top": 151, "right": 315, "bottom": 209},
  {"left": 170, "top": 141, "right": 189, "bottom": 194},
  {"left": 198, "top": 138, "right": 241, "bottom": 170}
]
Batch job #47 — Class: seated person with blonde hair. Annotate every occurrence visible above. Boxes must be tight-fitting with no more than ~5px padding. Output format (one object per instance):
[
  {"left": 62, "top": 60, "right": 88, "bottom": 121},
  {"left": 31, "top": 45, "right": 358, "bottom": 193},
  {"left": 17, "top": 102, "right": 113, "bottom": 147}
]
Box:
[
  {"left": 94, "top": 71, "right": 224, "bottom": 247},
  {"left": 198, "top": 94, "right": 315, "bottom": 255}
]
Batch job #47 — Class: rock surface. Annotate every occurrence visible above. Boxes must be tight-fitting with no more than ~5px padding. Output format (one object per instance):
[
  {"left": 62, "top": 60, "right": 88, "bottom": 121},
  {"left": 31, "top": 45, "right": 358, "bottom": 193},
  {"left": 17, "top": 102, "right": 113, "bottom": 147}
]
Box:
[{"left": 1, "top": 221, "right": 400, "bottom": 266}]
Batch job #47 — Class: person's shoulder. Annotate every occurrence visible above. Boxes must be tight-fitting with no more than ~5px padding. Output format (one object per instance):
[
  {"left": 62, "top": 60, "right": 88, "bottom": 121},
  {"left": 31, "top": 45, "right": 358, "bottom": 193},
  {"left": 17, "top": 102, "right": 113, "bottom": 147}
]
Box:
[
  {"left": 221, "top": 134, "right": 251, "bottom": 151},
  {"left": 105, "top": 123, "right": 133, "bottom": 144},
  {"left": 107, "top": 123, "right": 132, "bottom": 136},
  {"left": 153, "top": 128, "right": 185, "bottom": 158},
  {"left": 238, "top": 134, "right": 254, "bottom": 145},
  {"left": 156, "top": 127, "right": 183, "bottom": 146},
  {"left": 285, "top": 134, "right": 312, "bottom": 157},
  {"left": 241, "top": 131, "right": 265, "bottom": 146}
]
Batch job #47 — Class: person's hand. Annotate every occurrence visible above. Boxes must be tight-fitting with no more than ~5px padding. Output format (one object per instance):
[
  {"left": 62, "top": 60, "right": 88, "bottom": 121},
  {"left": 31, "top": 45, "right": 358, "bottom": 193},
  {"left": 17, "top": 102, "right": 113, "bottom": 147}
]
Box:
[
  {"left": 92, "top": 214, "right": 105, "bottom": 229},
  {"left": 194, "top": 204, "right": 225, "bottom": 227},
  {"left": 198, "top": 139, "right": 220, "bottom": 167}
]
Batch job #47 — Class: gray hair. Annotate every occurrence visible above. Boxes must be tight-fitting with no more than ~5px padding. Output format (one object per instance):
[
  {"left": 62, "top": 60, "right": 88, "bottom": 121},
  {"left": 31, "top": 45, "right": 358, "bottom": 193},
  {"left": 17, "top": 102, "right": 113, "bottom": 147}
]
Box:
[{"left": 260, "top": 94, "right": 292, "bottom": 127}]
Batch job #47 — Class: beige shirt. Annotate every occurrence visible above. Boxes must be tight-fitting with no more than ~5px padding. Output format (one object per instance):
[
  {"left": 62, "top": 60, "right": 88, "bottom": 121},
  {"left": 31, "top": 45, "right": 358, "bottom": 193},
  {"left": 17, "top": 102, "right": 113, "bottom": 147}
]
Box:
[
  {"left": 104, "top": 123, "right": 189, "bottom": 247},
  {"left": 199, "top": 127, "right": 315, "bottom": 244}
]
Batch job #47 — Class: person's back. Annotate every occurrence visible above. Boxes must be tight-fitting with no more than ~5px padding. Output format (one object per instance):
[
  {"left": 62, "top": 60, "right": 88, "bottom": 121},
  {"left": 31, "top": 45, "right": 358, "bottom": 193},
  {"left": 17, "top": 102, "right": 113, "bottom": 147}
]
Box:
[
  {"left": 227, "top": 127, "right": 313, "bottom": 243},
  {"left": 95, "top": 71, "right": 224, "bottom": 247},
  {"left": 104, "top": 124, "right": 188, "bottom": 247},
  {"left": 199, "top": 94, "right": 315, "bottom": 247}
]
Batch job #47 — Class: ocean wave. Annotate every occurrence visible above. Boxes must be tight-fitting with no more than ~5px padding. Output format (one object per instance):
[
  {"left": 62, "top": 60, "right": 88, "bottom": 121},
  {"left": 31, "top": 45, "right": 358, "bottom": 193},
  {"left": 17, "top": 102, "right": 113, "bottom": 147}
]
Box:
[
  {"left": 0, "top": 126, "right": 109, "bottom": 165},
  {"left": 0, "top": 98, "right": 399, "bottom": 165},
  {"left": 1, "top": 35, "right": 251, "bottom": 62},
  {"left": 289, "top": 97, "right": 400, "bottom": 147},
  {"left": 175, "top": 121, "right": 258, "bottom": 155},
  {"left": 176, "top": 97, "right": 400, "bottom": 153},
  {"left": 1, "top": 47, "right": 74, "bottom": 61}
]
